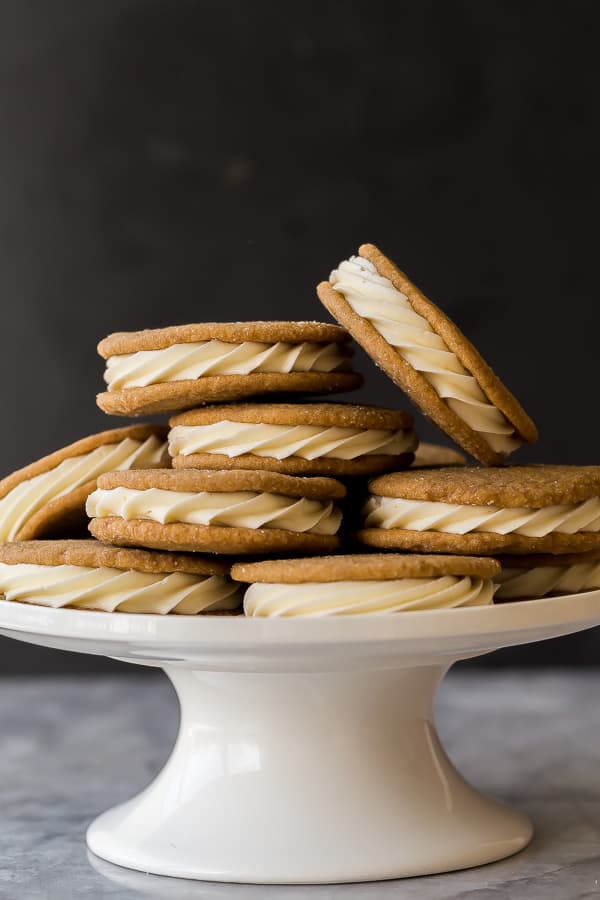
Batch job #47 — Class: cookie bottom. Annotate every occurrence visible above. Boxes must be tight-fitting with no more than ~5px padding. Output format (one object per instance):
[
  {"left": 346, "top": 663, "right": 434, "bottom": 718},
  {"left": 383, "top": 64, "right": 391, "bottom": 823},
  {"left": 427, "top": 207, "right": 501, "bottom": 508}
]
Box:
[
  {"left": 90, "top": 517, "right": 342, "bottom": 555},
  {"left": 171, "top": 451, "right": 415, "bottom": 477},
  {"left": 357, "top": 528, "right": 600, "bottom": 555}
]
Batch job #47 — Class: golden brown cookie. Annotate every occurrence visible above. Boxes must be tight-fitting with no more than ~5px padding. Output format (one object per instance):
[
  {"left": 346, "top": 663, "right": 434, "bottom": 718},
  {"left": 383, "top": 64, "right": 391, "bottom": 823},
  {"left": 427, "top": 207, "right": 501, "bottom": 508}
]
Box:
[
  {"left": 97, "top": 321, "right": 362, "bottom": 416},
  {"left": 87, "top": 468, "right": 346, "bottom": 555},
  {"left": 317, "top": 244, "right": 537, "bottom": 465},
  {"left": 0, "top": 425, "right": 168, "bottom": 542},
  {"left": 168, "top": 402, "right": 416, "bottom": 476},
  {"left": 0, "top": 540, "right": 242, "bottom": 615},
  {"left": 411, "top": 442, "right": 466, "bottom": 469},
  {"left": 232, "top": 553, "right": 499, "bottom": 583},
  {"left": 358, "top": 465, "right": 600, "bottom": 555}
]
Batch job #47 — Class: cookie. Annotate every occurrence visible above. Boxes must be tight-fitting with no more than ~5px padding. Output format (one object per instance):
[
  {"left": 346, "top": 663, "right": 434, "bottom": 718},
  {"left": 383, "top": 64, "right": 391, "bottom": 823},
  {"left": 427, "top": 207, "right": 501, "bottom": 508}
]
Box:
[
  {"left": 317, "top": 244, "right": 537, "bottom": 465},
  {"left": 87, "top": 468, "right": 346, "bottom": 555},
  {"left": 412, "top": 442, "right": 466, "bottom": 469},
  {"left": 0, "top": 425, "right": 169, "bottom": 542},
  {"left": 358, "top": 465, "right": 600, "bottom": 555},
  {"left": 0, "top": 540, "right": 241, "bottom": 615},
  {"left": 96, "top": 322, "right": 363, "bottom": 416},
  {"left": 231, "top": 553, "right": 498, "bottom": 616},
  {"left": 168, "top": 402, "right": 416, "bottom": 476},
  {"left": 494, "top": 550, "right": 600, "bottom": 602}
]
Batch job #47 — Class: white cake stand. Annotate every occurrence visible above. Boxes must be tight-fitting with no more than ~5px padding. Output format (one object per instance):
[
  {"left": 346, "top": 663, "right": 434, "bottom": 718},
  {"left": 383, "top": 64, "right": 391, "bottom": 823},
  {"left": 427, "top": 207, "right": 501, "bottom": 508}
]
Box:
[{"left": 1, "top": 591, "right": 600, "bottom": 884}]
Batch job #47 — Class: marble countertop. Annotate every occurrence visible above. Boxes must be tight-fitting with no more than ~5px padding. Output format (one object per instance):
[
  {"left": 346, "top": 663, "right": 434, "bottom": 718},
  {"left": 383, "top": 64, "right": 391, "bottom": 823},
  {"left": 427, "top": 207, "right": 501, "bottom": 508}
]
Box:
[{"left": 1, "top": 669, "right": 600, "bottom": 899}]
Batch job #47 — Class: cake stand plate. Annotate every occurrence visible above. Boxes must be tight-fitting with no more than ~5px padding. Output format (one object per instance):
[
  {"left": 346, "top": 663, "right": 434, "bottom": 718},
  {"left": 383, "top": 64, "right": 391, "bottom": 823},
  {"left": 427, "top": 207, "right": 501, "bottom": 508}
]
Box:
[{"left": 1, "top": 591, "right": 599, "bottom": 884}]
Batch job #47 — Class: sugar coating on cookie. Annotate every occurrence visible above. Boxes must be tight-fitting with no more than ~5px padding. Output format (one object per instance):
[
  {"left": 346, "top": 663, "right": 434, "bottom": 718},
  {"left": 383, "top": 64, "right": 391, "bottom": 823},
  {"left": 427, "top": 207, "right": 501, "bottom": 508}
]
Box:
[
  {"left": 0, "top": 425, "right": 169, "bottom": 542},
  {"left": 494, "top": 551, "right": 600, "bottom": 601},
  {"left": 232, "top": 553, "right": 498, "bottom": 617},
  {"left": 359, "top": 465, "right": 600, "bottom": 555},
  {"left": 0, "top": 540, "right": 240, "bottom": 615},
  {"left": 318, "top": 243, "right": 537, "bottom": 465},
  {"left": 168, "top": 403, "right": 417, "bottom": 476},
  {"left": 87, "top": 469, "right": 346, "bottom": 555},
  {"left": 97, "top": 322, "right": 362, "bottom": 416}
]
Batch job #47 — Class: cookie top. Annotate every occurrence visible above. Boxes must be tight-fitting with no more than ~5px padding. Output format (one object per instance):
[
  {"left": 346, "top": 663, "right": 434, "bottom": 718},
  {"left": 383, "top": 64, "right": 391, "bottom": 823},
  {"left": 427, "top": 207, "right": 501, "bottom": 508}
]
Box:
[
  {"left": 96, "top": 467, "right": 347, "bottom": 500},
  {"left": 369, "top": 466, "right": 600, "bottom": 508},
  {"left": 412, "top": 442, "right": 466, "bottom": 469},
  {"left": 318, "top": 244, "right": 537, "bottom": 465},
  {"left": 0, "top": 539, "right": 229, "bottom": 575},
  {"left": 231, "top": 553, "right": 500, "bottom": 584},
  {"left": 169, "top": 402, "right": 413, "bottom": 430},
  {"left": 0, "top": 424, "right": 167, "bottom": 500},
  {"left": 98, "top": 321, "right": 351, "bottom": 357}
]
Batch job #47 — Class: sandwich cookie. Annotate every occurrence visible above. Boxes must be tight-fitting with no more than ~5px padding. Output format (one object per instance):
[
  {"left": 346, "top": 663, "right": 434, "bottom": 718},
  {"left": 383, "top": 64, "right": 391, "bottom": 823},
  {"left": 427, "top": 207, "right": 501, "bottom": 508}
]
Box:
[
  {"left": 232, "top": 553, "right": 498, "bottom": 616},
  {"left": 494, "top": 550, "right": 600, "bottom": 602},
  {"left": 97, "top": 322, "right": 362, "bottom": 416},
  {"left": 87, "top": 468, "right": 346, "bottom": 555},
  {"left": 359, "top": 466, "right": 600, "bottom": 555},
  {"left": 0, "top": 540, "right": 241, "bottom": 614},
  {"left": 318, "top": 244, "right": 537, "bottom": 465},
  {"left": 412, "top": 442, "right": 466, "bottom": 469},
  {"left": 168, "top": 402, "right": 417, "bottom": 477},
  {"left": 0, "top": 425, "right": 168, "bottom": 542}
]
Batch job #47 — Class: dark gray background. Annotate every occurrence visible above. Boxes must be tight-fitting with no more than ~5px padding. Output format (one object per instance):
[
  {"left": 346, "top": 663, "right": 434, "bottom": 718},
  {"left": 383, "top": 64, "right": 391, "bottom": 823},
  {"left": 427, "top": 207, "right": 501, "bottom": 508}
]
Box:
[{"left": 0, "top": 0, "right": 598, "bottom": 672}]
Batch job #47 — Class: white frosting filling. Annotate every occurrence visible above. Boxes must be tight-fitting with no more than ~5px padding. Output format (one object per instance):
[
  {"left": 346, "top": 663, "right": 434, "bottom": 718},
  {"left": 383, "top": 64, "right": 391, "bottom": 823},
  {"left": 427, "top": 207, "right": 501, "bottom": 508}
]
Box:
[
  {"left": 104, "top": 340, "right": 350, "bottom": 391},
  {"left": 168, "top": 421, "right": 416, "bottom": 461},
  {"left": 330, "top": 256, "right": 519, "bottom": 455},
  {"left": 0, "top": 436, "right": 168, "bottom": 542},
  {"left": 363, "top": 496, "right": 600, "bottom": 537},
  {"left": 0, "top": 563, "right": 240, "bottom": 614},
  {"left": 87, "top": 488, "right": 341, "bottom": 535},
  {"left": 244, "top": 575, "right": 494, "bottom": 617},
  {"left": 495, "top": 562, "right": 600, "bottom": 600}
]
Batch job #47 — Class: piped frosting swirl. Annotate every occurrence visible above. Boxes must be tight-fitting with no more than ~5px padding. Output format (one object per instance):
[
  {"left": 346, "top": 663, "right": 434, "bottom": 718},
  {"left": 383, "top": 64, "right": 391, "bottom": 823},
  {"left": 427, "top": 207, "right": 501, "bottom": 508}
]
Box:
[
  {"left": 330, "top": 256, "right": 519, "bottom": 454},
  {"left": 0, "top": 562, "right": 240, "bottom": 614},
  {"left": 244, "top": 575, "right": 494, "bottom": 616}
]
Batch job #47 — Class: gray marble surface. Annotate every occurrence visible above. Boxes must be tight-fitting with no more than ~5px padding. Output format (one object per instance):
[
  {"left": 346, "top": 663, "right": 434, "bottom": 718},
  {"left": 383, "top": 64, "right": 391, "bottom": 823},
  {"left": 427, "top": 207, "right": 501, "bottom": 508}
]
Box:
[{"left": 1, "top": 670, "right": 600, "bottom": 899}]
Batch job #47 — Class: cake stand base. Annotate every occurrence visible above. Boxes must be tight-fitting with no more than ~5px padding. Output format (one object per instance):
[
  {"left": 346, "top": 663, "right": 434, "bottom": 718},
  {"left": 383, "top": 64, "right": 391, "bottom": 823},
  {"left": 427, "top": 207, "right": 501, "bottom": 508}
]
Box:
[{"left": 87, "top": 664, "right": 532, "bottom": 883}]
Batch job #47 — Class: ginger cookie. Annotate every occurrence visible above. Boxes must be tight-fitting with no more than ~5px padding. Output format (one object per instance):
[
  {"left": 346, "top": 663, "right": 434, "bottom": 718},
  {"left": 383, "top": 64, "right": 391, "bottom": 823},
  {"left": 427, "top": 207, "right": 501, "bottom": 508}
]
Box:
[
  {"left": 87, "top": 468, "right": 346, "bottom": 555},
  {"left": 358, "top": 465, "right": 600, "bottom": 555},
  {"left": 0, "top": 540, "right": 241, "bottom": 615},
  {"left": 231, "top": 553, "right": 498, "bottom": 616},
  {"left": 411, "top": 442, "right": 466, "bottom": 469},
  {"left": 0, "top": 425, "right": 168, "bottom": 542},
  {"left": 168, "top": 402, "right": 417, "bottom": 477},
  {"left": 317, "top": 244, "right": 537, "bottom": 465},
  {"left": 494, "top": 550, "right": 600, "bottom": 602},
  {"left": 97, "top": 322, "right": 362, "bottom": 417}
]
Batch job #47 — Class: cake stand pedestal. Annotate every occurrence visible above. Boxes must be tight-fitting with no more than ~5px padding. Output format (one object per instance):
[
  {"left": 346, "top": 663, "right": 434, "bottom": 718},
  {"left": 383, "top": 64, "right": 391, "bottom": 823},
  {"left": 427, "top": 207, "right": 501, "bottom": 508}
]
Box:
[{"left": 1, "top": 591, "right": 599, "bottom": 883}]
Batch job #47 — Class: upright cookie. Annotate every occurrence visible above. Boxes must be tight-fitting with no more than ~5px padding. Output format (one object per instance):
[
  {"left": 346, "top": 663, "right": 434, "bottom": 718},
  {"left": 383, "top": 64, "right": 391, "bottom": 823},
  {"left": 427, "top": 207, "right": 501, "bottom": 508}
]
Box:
[
  {"left": 412, "top": 442, "right": 466, "bottom": 469},
  {"left": 87, "top": 468, "right": 346, "bottom": 555},
  {"left": 359, "top": 465, "right": 600, "bottom": 555},
  {"left": 168, "top": 402, "right": 417, "bottom": 476},
  {"left": 97, "top": 322, "right": 362, "bottom": 416},
  {"left": 0, "top": 540, "right": 240, "bottom": 615},
  {"left": 317, "top": 244, "right": 537, "bottom": 465},
  {"left": 231, "top": 553, "right": 498, "bottom": 616},
  {"left": 0, "top": 425, "right": 168, "bottom": 542},
  {"left": 494, "top": 550, "right": 600, "bottom": 602}
]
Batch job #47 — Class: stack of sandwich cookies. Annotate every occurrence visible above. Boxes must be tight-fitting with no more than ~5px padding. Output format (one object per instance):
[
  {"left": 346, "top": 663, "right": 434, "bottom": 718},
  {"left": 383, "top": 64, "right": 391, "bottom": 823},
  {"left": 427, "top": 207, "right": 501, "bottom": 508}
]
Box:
[
  {"left": 168, "top": 403, "right": 417, "bottom": 476},
  {"left": 87, "top": 468, "right": 346, "bottom": 555},
  {"left": 0, "top": 425, "right": 168, "bottom": 542},
  {"left": 97, "top": 322, "right": 362, "bottom": 416},
  {"left": 318, "top": 243, "right": 537, "bottom": 465},
  {"left": 0, "top": 541, "right": 241, "bottom": 614},
  {"left": 494, "top": 550, "right": 600, "bottom": 602},
  {"left": 359, "top": 466, "right": 600, "bottom": 555},
  {"left": 232, "top": 554, "right": 499, "bottom": 616}
]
